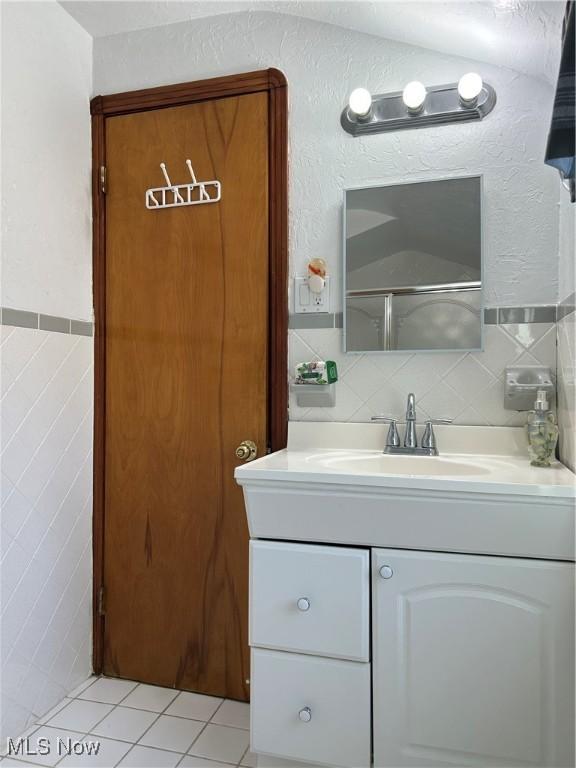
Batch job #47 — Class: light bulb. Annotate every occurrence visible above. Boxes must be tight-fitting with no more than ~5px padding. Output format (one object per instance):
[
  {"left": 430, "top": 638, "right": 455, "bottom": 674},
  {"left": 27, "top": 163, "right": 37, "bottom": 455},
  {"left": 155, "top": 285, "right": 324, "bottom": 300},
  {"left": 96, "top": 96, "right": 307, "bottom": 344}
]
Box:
[
  {"left": 348, "top": 88, "right": 372, "bottom": 117},
  {"left": 458, "top": 73, "right": 483, "bottom": 105},
  {"left": 402, "top": 81, "right": 426, "bottom": 113}
]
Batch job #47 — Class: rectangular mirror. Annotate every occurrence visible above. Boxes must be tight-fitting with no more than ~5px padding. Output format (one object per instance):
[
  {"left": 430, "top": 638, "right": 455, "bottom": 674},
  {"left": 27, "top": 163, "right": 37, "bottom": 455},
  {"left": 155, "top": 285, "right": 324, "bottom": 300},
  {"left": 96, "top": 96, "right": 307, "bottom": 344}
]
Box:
[{"left": 344, "top": 176, "right": 482, "bottom": 352}]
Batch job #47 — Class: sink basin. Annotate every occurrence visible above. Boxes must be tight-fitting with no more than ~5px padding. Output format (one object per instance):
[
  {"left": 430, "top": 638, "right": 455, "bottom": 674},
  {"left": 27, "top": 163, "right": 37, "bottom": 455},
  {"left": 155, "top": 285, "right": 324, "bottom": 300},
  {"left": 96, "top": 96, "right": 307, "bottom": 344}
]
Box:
[
  {"left": 307, "top": 450, "right": 492, "bottom": 477},
  {"left": 235, "top": 422, "right": 575, "bottom": 561}
]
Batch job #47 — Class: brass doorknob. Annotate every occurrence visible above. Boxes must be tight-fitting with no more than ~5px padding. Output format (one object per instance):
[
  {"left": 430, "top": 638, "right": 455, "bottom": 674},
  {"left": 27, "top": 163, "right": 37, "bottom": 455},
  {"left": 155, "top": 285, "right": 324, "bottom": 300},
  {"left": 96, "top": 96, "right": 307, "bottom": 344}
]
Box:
[{"left": 235, "top": 440, "right": 258, "bottom": 462}]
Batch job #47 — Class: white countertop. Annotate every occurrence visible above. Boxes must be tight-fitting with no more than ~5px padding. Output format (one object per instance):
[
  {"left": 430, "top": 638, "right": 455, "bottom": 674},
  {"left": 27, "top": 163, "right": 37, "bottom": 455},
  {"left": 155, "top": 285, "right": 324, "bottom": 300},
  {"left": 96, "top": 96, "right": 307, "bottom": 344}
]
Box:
[
  {"left": 235, "top": 423, "right": 576, "bottom": 499},
  {"left": 237, "top": 423, "right": 575, "bottom": 560}
]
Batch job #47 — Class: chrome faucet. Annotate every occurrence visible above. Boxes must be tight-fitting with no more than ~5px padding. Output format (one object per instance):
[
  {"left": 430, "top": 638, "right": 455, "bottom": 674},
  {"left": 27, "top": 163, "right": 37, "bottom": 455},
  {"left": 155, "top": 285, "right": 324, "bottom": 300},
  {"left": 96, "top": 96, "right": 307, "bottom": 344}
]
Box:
[
  {"left": 372, "top": 393, "right": 452, "bottom": 456},
  {"left": 404, "top": 393, "right": 417, "bottom": 449}
]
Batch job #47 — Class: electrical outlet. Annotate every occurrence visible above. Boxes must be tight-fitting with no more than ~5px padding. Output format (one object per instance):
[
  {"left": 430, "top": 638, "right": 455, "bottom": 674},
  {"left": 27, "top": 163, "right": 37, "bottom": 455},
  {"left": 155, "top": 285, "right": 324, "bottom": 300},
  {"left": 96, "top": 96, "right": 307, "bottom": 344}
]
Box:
[{"left": 294, "top": 276, "right": 330, "bottom": 313}]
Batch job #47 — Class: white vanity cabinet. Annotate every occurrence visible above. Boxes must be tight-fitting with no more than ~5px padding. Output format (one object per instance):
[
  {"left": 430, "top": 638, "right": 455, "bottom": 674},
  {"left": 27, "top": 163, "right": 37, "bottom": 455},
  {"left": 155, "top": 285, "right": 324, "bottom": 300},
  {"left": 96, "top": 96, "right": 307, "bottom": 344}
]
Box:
[
  {"left": 249, "top": 541, "right": 574, "bottom": 768},
  {"left": 237, "top": 423, "right": 575, "bottom": 768},
  {"left": 372, "top": 549, "right": 575, "bottom": 768}
]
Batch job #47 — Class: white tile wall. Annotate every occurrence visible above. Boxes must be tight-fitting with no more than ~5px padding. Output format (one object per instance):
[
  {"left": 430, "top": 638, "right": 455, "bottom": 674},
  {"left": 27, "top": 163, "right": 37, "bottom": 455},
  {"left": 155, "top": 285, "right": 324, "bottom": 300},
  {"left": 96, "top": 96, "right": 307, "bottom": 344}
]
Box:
[
  {"left": 0, "top": 326, "right": 94, "bottom": 741},
  {"left": 289, "top": 323, "right": 557, "bottom": 427},
  {"left": 557, "top": 312, "right": 575, "bottom": 472}
]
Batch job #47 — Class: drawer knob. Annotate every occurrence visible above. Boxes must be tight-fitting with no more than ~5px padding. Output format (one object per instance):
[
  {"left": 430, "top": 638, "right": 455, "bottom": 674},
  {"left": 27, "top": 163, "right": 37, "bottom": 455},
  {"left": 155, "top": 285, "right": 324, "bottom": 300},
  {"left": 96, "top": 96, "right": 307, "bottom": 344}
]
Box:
[
  {"left": 298, "top": 707, "right": 312, "bottom": 722},
  {"left": 379, "top": 565, "right": 393, "bottom": 579},
  {"left": 297, "top": 597, "right": 311, "bottom": 611}
]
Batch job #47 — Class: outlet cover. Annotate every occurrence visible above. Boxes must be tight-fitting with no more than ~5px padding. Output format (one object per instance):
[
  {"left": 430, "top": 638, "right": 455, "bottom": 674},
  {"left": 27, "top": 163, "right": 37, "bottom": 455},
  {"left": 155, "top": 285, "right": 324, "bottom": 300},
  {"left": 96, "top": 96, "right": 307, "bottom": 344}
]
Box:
[{"left": 294, "top": 276, "right": 330, "bottom": 314}]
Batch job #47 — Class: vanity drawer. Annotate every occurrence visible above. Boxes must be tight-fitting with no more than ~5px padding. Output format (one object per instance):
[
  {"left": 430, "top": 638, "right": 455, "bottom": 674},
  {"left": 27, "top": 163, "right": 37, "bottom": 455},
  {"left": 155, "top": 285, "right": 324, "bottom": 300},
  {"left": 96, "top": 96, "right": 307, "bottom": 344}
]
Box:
[
  {"left": 251, "top": 648, "right": 371, "bottom": 768},
  {"left": 250, "top": 540, "right": 369, "bottom": 661}
]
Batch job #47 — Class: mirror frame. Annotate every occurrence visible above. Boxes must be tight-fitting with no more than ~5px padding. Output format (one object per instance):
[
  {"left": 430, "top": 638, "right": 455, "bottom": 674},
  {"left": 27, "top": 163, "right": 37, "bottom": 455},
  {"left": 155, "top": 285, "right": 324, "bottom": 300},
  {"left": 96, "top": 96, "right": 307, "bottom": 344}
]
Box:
[{"left": 342, "top": 174, "right": 485, "bottom": 354}]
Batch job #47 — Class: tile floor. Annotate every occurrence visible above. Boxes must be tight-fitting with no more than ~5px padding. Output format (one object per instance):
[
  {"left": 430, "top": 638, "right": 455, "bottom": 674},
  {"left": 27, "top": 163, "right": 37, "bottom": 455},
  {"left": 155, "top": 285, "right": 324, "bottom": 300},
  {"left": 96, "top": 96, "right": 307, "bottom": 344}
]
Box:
[{"left": 1, "top": 677, "right": 257, "bottom": 768}]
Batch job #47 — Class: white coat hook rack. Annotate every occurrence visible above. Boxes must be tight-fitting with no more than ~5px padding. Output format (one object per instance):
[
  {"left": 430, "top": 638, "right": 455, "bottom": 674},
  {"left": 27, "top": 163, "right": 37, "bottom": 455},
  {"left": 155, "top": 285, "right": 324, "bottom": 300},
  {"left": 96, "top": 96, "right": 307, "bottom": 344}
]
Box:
[{"left": 145, "top": 159, "right": 221, "bottom": 210}]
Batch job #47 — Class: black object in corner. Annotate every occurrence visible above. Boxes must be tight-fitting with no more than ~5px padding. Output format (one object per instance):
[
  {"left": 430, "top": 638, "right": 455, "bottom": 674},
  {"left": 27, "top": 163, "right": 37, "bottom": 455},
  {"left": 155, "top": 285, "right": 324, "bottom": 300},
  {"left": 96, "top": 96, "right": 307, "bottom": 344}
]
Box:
[{"left": 545, "top": 1, "right": 575, "bottom": 202}]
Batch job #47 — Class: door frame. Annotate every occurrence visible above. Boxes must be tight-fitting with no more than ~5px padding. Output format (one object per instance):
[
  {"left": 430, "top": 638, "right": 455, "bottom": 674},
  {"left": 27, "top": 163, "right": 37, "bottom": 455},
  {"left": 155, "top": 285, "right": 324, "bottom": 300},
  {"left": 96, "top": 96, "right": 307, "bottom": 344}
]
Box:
[{"left": 90, "top": 69, "right": 288, "bottom": 674}]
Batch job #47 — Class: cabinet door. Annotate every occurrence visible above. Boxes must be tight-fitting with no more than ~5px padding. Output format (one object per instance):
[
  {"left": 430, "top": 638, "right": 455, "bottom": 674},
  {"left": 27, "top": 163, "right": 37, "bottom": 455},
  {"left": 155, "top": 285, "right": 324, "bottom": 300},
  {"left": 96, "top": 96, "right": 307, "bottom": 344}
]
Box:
[{"left": 372, "top": 549, "right": 574, "bottom": 767}]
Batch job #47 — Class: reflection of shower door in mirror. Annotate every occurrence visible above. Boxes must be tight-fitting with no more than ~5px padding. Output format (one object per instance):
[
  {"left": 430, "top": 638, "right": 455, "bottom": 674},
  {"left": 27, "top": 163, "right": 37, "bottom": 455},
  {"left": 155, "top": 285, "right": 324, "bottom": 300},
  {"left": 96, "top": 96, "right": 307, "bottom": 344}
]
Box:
[
  {"left": 346, "top": 283, "right": 481, "bottom": 351},
  {"left": 391, "top": 288, "right": 482, "bottom": 350},
  {"left": 344, "top": 176, "right": 483, "bottom": 353}
]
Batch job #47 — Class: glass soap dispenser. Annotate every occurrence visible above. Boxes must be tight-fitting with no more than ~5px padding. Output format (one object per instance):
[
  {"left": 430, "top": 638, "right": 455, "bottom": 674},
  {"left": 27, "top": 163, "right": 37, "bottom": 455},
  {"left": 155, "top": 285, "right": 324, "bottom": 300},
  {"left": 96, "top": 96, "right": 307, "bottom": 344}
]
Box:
[{"left": 526, "top": 389, "right": 558, "bottom": 467}]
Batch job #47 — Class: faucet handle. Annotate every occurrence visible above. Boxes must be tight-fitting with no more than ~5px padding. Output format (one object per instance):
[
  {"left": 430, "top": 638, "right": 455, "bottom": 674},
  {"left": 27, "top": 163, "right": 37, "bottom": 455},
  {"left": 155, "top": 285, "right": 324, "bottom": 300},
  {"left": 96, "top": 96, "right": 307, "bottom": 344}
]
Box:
[
  {"left": 371, "top": 415, "right": 401, "bottom": 448},
  {"left": 421, "top": 418, "right": 453, "bottom": 450}
]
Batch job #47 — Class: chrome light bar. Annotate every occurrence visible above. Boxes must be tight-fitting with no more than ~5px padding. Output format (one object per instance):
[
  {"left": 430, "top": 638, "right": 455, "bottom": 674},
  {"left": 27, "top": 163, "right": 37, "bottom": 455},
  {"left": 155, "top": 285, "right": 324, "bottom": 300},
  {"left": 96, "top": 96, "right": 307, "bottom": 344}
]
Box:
[{"left": 341, "top": 82, "right": 496, "bottom": 137}]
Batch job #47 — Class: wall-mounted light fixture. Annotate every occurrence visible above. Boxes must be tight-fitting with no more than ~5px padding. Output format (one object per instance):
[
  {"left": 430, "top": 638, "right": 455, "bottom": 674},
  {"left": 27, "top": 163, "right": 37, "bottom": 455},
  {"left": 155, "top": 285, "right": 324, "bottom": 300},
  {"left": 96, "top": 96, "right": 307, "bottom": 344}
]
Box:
[{"left": 342, "top": 73, "right": 496, "bottom": 136}]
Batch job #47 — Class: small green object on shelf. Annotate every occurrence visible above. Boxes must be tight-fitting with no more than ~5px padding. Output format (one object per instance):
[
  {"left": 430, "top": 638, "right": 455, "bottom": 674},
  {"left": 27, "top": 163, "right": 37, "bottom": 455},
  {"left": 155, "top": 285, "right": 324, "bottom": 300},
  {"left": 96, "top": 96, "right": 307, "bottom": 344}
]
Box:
[
  {"left": 325, "top": 360, "right": 338, "bottom": 384},
  {"left": 295, "top": 360, "right": 338, "bottom": 385}
]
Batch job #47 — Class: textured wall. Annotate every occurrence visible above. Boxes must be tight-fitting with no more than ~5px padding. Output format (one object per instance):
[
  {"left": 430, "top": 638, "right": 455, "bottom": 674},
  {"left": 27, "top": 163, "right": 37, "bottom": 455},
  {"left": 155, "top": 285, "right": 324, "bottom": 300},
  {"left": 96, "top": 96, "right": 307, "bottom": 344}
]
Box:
[
  {"left": 93, "top": 10, "right": 561, "bottom": 310},
  {"left": 0, "top": 1, "right": 93, "bottom": 740},
  {"left": 93, "top": 11, "right": 564, "bottom": 430},
  {"left": 1, "top": 1, "right": 92, "bottom": 320}
]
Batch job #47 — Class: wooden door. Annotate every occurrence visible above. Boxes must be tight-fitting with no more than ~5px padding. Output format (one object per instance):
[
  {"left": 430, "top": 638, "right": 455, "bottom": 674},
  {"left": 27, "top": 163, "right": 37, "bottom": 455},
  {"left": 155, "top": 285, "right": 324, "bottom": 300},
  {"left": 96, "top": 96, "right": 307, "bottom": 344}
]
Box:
[
  {"left": 100, "top": 90, "right": 272, "bottom": 701},
  {"left": 372, "top": 549, "right": 575, "bottom": 767}
]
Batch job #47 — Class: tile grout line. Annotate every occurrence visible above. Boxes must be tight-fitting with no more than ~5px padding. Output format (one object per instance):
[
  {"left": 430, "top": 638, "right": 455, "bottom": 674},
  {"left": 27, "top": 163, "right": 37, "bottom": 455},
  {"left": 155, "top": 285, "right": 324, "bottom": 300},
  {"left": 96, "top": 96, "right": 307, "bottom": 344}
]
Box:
[
  {"left": 129, "top": 685, "right": 191, "bottom": 756},
  {"left": 35, "top": 698, "right": 72, "bottom": 728},
  {"left": 1, "top": 331, "right": 80, "bottom": 433},
  {"left": 6, "top": 440, "right": 94, "bottom": 647},
  {"left": 237, "top": 744, "right": 251, "bottom": 767},
  {"left": 43, "top": 449, "right": 94, "bottom": 537},
  {"left": 181, "top": 694, "right": 249, "bottom": 763},
  {"left": 6, "top": 493, "right": 91, "bottom": 669},
  {"left": 36, "top": 681, "right": 108, "bottom": 767},
  {"left": 181, "top": 696, "right": 227, "bottom": 760},
  {"left": 90, "top": 681, "right": 214, "bottom": 765},
  {"left": 0, "top": 350, "right": 92, "bottom": 525},
  {"left": 43, "top": 681, "right": 168, "bottom": 767},
  {"left": 197, "top": 698, "right": 250, "bottom": 765},
  {"left": 89, "top": 688, "right": 165, "bottom": 753},
  {"left": 77, "top": 698, "right": 235, "bottom": 727},
  {"left": 31, "top": 680, "right": 249, "bottom": 768},
  {"left": 0, "top": 331, "right": 51, "bottom": 439}
]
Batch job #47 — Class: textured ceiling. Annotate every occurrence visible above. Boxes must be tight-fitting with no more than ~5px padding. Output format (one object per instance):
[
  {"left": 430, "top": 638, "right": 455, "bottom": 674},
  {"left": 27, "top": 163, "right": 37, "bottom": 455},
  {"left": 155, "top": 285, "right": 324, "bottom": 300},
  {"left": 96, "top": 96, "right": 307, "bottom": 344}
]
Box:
[{"left": 61, "top": 1, "right": 565, "bottom": 84}]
